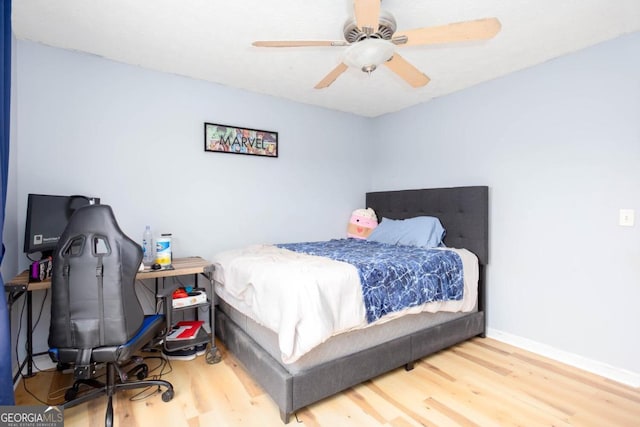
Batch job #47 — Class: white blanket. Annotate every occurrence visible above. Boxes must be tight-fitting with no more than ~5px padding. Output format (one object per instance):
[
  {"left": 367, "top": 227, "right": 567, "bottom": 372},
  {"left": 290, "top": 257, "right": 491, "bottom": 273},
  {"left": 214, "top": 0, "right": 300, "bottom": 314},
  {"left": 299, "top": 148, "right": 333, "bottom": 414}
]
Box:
[{"left": 212, "top": 244, "right": 478, "bottom": 364}]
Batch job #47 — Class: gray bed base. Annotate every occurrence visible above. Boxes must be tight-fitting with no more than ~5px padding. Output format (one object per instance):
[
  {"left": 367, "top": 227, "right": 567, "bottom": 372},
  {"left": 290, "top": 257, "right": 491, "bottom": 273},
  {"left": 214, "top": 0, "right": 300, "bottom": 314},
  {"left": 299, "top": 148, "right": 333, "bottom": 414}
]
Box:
[{"left": 214, "top": 186, "right": 489, "bottom": 423}]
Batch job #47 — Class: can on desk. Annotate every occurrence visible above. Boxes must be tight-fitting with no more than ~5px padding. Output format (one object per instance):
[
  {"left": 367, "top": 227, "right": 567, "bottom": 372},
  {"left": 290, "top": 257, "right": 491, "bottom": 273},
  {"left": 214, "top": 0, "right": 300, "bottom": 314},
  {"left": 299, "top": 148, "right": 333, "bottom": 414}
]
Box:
[{"left": 155, "top": 234, "right": 172, "bottom": 267}]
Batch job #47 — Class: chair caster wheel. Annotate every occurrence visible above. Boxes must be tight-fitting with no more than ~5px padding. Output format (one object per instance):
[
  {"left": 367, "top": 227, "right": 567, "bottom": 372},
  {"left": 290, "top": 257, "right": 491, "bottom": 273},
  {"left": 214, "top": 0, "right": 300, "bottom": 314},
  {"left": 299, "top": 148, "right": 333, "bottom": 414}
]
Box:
[
  {"left": 161, "top": 389, "right": 174, "bottom": 402},
  {"left": 136, "top": 365, "right": 148, "bottom": 380}
]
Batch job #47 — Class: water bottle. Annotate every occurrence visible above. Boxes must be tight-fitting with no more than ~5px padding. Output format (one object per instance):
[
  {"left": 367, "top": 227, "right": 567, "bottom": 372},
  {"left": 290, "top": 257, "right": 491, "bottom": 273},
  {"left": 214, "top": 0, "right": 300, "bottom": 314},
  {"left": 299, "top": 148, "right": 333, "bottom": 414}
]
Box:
[{"left": 142, "top": 225, "right": 154, "bottom": 265}]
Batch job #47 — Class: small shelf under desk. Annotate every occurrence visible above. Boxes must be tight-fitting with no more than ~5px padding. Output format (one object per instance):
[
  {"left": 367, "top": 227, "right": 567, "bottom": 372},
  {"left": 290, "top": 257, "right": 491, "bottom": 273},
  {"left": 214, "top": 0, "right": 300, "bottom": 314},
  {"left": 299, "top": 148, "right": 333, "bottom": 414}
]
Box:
[
  {"left": 163, "top": 300, "right": 211, "bottom": 354},
  {"left": 139, "top": 256, "right": 221, "bottom": 363}
]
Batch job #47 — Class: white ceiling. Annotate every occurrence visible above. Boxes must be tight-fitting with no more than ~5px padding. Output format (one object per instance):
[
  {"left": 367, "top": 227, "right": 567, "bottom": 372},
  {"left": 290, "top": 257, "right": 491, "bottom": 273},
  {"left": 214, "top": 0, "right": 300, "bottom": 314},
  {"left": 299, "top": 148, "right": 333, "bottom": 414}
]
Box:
[{"left": 12, "top": 0, "right": 640, "bottom": 117}]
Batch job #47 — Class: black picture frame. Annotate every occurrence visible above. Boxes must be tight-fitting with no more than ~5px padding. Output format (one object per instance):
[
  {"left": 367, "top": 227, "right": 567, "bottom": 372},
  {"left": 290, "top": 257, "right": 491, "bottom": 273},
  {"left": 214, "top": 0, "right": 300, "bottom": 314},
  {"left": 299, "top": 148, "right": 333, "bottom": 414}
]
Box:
[{"left": 204, "top": 122, "right": 278, "bottom": 158}]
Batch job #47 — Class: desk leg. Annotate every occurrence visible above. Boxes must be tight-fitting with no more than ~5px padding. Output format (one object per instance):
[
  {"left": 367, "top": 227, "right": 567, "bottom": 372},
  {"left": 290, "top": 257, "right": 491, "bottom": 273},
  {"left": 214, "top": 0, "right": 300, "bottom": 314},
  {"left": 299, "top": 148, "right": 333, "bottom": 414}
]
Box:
[
  {"left": 24, "top": 291, "right": 35, "bottom": 378},
  {"left": 7, "top": 290, "right": 31, "bottom": 385},
  {"left": 206, "top": 274, "right": 220, "bottom": 364}
]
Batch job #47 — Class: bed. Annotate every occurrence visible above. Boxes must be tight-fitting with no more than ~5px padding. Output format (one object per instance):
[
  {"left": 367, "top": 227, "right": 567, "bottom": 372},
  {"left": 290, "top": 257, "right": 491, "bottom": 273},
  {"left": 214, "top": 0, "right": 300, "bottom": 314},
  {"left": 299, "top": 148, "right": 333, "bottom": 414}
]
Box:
[{"left": 212, "top": 186, "right": 488, "bottom": 423}]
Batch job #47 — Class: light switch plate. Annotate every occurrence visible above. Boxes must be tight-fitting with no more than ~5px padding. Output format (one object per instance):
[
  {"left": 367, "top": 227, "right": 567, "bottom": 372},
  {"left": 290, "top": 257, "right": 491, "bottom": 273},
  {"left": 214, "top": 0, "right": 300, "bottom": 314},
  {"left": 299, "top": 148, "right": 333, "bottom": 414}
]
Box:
[{"left": 619, "top": 209, "right": 635, "bottom": 227}]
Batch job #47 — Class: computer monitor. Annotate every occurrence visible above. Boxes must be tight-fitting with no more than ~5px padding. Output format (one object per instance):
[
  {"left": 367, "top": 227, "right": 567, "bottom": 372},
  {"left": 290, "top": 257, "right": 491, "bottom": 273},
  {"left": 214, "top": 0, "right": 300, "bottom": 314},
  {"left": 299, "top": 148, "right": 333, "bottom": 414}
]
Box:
[{"left": 23, "top": 193, "right": 100, "bottom": 259}]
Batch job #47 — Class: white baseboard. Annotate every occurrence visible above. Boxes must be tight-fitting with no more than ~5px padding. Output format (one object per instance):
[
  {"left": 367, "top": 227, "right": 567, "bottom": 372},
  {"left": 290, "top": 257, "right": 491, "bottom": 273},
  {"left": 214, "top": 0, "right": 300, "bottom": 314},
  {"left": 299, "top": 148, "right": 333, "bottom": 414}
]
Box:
[{"left": 487, "top": 328, "right": 640, "bottom": 388}]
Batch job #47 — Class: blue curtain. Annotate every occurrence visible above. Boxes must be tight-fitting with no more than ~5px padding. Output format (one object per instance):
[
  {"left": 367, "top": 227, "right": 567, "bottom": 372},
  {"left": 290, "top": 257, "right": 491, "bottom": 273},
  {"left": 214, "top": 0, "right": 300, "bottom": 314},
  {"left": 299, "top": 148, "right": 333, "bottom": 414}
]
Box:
[{"left": 0, "top": 0, "right": 15, "bottom": 405}]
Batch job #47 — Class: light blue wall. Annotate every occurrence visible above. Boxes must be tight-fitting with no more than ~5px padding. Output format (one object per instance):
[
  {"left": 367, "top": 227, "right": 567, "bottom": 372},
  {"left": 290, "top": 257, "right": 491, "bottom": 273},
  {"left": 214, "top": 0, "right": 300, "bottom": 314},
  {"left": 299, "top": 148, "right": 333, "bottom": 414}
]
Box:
[
  {"left": 8, "top": 40, "right": 372, "bottom": 356},
  {"left": 6, "top": 32, "right": 640, "bottom": 380},
  {"left": 12, "top": 41, "right": 372, "bottom": 264},
  {"left": 371, "top": 32, "right": 640, "bottom": 375}
]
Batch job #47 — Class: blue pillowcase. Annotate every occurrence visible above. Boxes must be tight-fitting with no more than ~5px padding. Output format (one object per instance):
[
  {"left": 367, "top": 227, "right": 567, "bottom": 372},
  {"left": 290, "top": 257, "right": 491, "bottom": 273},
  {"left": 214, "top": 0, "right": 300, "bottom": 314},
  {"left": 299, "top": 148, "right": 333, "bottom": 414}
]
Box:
[{"left": 367, "top": 216, "right": 446, "bottom": 248}]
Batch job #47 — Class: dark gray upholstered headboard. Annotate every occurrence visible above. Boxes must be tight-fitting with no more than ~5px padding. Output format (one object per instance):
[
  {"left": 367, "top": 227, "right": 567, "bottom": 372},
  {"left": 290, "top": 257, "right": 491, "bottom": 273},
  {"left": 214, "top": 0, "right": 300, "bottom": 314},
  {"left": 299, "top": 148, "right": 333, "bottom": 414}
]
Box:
[{"left": 366, "top": 186, "right": 489, "bottom": 265}]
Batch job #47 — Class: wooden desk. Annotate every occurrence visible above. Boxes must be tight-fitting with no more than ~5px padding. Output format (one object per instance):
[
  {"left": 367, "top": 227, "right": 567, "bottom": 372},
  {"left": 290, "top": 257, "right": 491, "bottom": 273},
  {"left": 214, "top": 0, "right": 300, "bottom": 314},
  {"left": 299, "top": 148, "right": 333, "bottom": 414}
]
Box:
[
  {"left": 6, "top": 256, "right": 214, "bottom": 291},
  {"left": 5, "top": 256, "right": 217, "bottom": 383}
]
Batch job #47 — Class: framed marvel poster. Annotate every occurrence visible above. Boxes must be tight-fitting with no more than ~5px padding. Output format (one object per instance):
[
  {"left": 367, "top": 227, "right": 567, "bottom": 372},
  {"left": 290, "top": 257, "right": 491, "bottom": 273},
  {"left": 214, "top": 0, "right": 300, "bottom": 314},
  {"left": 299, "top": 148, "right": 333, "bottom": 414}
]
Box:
[{"left": 204, "top": 122, "right": 278, "bottom": 158}]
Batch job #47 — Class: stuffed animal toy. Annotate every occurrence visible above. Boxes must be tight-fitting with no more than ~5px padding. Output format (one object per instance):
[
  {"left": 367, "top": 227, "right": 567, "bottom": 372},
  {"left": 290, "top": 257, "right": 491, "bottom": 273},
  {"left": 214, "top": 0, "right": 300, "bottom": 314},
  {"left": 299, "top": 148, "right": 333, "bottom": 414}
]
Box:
[{"left": 347, "top": 208, "right": 378, "bottom": 239}]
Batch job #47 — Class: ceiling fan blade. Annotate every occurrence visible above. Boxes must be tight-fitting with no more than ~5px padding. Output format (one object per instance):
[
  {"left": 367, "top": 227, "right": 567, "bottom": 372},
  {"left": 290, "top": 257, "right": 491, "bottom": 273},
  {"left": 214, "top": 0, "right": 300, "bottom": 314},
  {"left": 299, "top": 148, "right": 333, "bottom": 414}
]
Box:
[
  {"left": 394, "top": 17, "right": 501, "bottom": 47},
  {"left": 314, "top": 63, "right": 349, "bottom": 89},
  {"left": 384, "top": 54, "right": 430, "bottom": 88},
  {"left": 253, "top": 40, "right": 349, "bottom": 48},
  {"left": 353, "top": 0, "right": 380, "bottom": 33}
]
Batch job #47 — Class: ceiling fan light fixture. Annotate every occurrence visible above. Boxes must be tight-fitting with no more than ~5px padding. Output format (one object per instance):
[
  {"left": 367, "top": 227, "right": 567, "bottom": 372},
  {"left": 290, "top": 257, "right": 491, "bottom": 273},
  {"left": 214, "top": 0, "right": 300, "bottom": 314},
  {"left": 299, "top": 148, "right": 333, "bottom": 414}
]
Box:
[
  {"left": 343, "top": 38, "right": 395, "bottom": 73},
  {"left": 253, "top": 5, "right": 501, "bottom": 89}
]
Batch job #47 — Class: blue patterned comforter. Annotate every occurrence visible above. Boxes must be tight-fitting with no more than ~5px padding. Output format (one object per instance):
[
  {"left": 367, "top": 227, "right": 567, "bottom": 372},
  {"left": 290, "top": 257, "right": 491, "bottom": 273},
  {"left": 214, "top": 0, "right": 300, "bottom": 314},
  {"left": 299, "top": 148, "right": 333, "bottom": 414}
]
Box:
[{"left": 276, "top": 239, "right": 464, "bottom": 323}]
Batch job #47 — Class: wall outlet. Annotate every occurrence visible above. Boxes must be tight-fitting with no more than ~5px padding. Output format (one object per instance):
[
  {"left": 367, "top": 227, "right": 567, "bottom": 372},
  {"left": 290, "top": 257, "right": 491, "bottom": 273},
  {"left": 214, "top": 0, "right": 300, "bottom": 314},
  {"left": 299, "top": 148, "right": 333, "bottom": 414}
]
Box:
[{"left": 619, "top": 209, "right": 635, "bottom": 227}]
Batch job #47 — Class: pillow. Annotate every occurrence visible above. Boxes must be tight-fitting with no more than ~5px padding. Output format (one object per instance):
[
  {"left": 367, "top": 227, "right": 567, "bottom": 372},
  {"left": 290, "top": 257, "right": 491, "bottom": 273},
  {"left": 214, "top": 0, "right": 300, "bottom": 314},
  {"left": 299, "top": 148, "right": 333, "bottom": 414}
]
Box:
[{"left": 367, "top": 216, "right": 446, "bottom": 248}]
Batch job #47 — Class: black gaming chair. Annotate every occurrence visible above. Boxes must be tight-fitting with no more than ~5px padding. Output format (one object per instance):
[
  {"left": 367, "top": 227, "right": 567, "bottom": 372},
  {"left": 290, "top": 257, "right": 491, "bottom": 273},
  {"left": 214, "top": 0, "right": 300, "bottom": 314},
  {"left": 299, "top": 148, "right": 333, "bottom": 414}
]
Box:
[{"left": 48, "top": 204, "right": 174, "bottom": 427}]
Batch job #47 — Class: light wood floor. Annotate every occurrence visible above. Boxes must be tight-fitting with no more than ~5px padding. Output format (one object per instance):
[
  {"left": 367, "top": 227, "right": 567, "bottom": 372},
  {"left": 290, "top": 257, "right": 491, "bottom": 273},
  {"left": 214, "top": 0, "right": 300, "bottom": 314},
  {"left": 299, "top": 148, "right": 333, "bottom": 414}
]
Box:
[{"left": 14, "top": 337, "right": 640, "bottom": 426}]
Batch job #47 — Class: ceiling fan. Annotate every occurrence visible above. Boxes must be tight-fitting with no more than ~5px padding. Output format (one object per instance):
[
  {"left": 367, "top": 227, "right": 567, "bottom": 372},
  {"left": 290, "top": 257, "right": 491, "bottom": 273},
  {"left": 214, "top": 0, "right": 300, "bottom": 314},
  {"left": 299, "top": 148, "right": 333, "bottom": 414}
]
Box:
[{"left": 252, "top": 0, "right": 501, "bottom": 89}]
